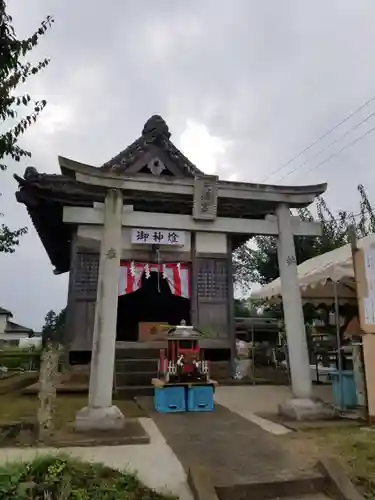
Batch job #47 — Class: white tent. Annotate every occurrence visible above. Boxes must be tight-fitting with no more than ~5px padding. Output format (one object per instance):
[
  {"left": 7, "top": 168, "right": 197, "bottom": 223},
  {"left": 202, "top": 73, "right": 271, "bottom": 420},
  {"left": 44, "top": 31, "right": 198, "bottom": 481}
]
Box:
[{"left": 251, "top": 233, "right": 375, "bottom": 305}]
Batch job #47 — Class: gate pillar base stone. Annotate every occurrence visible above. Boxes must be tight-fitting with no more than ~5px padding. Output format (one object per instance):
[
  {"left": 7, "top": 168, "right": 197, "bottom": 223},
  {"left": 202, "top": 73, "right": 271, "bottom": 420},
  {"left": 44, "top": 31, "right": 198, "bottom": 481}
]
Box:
[
  {"left": 279, "top": 398, "right": 336, "bottom": 421},
  {"left": 74, "top": 405, "right": 125, "bottom": 431}
]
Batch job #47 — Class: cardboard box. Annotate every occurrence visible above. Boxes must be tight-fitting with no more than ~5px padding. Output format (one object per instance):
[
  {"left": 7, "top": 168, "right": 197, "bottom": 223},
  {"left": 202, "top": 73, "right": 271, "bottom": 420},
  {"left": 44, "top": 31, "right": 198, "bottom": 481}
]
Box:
[{"left": 138, "top": 322, "right": 170, "bottom": 342}]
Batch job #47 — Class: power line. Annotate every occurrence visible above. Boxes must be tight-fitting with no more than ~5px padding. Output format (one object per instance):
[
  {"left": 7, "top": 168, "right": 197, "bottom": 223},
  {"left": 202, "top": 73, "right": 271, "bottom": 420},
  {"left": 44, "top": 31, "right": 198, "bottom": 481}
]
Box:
[
  {"left": 300, "top": 206, "right": 375, "bottom": 224},
  {"left": 278, "top": 108, "right": 375, "bottom": 181},
  {"left": 327, "top": 208, "right": 375, "bottom": 222},
  {"left": 261, "top": 93, "right": 375, "bottom": 183},
  {"left": 295, "top": 123, "right": 375, "bottom": 179}
]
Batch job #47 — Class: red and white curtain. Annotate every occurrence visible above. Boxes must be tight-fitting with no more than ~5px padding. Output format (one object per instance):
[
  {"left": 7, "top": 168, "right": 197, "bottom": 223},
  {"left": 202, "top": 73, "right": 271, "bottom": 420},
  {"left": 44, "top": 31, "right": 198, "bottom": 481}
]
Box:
[{"left": 118, "top": 261, "right": 190, "bottom": 299}]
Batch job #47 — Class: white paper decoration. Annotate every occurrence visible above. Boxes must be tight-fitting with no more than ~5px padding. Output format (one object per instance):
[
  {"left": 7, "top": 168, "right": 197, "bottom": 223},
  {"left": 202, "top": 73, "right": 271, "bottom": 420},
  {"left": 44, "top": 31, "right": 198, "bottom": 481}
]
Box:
[
  {"left": 144, "top": 263, "right": 151, "bottom": 279},
  {"left": 130, "top": 261, "right": 136, "bottom": 278}
]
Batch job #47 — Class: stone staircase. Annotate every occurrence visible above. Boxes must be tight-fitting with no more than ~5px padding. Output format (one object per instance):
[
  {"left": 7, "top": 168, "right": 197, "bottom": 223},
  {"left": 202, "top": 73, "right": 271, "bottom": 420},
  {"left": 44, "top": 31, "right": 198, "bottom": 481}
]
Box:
[
  {"left": 114, "top": 347, "right": 232, "bottom": 399},
  {"left": 115, "top": 348, "right": 159, "bottom": 399},
  {"left": 187, "top": 457, "right": 361, "bottom": 500}
]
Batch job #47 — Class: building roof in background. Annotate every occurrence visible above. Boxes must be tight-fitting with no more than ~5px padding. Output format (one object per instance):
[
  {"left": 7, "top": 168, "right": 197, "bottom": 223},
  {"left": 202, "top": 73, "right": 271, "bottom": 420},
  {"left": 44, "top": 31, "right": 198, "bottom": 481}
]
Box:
[
  {"left": 5, "top": 321, "right": 33, "bottom": 334},
  {"left": 0, "top": 307, "right": 12, "bottom": 317}
]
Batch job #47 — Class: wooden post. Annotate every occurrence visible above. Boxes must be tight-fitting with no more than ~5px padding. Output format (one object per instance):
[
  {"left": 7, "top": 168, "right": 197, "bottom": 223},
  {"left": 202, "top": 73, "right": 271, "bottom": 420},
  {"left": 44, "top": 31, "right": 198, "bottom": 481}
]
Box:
[
  {"left": 348, "top": 225, "right": 368, "bottom": 417},
  {"left": 227, "top": 236, "right": 236, "bottom": 377},
  {"left": 190, "top": 232, "right": 198, "bottom": 327},
  {"left": 63, "top": 232, "right": 78, "bottom": 370}
]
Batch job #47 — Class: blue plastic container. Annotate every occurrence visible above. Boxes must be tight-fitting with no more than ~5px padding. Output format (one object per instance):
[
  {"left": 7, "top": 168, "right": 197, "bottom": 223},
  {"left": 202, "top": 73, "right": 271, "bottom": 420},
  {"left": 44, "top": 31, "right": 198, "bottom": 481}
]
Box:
[
  {"left": 329, "top": 370, "right": 358, "bottom": 409},
  {"left": 187, "top": 385, "right": 214, "bottom": 412},
  {"left": 154, "top": 386, "right": 186, "bottom": 413}
]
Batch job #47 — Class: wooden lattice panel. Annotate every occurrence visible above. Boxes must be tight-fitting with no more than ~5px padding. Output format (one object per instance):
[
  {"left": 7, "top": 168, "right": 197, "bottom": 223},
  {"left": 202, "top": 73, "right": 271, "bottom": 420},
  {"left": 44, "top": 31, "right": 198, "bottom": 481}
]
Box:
[
  {"left": 74, "top": 253, "right": 99, "bottom": 298},
  {"left": 197, "top": 258, "right": 228, "bottom": 300}
]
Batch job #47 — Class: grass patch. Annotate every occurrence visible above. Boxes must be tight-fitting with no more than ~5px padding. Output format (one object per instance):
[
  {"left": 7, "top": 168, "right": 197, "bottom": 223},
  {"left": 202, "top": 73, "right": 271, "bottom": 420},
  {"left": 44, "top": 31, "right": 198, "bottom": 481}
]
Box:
[
  {"left": 0, "top": 372, "right": 38, "bottom": 394},
  {"left": 0, "top": 394, "right": 145, "bottom": 427},
  {"left": 0, "top": 393, "right": 147, "bottom": 447},
  {"left": 285, "top": 426, "right": 375, "bottom": 498},
  {"left": 0, "top": 454, "right": 177, "bottom": 499}
]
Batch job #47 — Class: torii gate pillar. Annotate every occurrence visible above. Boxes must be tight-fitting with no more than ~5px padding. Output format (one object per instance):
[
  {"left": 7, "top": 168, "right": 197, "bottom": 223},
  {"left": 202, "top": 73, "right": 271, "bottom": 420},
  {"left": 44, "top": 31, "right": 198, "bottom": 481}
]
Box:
[
  {"left": 75, "top": 189, "right": 125, "bottom": 431},
  {"left": 276, "top": 203, "right": 334, "bottom": 420}
]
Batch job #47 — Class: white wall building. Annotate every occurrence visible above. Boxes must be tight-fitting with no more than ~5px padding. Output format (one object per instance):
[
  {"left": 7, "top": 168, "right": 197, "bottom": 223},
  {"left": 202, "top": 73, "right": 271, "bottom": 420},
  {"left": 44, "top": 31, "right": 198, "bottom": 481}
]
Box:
[{"left": 0, "top": 307, "right": 34, "bottom": 347}]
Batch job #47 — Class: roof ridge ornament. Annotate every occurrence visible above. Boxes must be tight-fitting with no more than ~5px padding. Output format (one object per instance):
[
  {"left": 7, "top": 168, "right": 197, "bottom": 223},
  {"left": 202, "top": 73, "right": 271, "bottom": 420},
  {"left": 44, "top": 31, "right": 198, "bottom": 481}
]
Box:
[
  {"left": 99, "top": 115, "right": 202, "bottom": 176},
  {"left": 141, "top": 115, "right": 171, "bottom": 141},
  {"left": 24, "top": 166, "right": 40, "bottom": 180}
]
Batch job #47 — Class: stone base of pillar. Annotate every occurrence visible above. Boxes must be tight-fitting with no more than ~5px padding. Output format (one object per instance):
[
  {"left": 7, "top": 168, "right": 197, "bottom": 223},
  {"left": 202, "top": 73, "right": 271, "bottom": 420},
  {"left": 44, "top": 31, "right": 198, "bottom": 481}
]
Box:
[
  {"left": 75, "top": 405, "right": 125, "bottom": 432},
  {"left": 279, "top": 398, "right": 336, "bottom": 421}
]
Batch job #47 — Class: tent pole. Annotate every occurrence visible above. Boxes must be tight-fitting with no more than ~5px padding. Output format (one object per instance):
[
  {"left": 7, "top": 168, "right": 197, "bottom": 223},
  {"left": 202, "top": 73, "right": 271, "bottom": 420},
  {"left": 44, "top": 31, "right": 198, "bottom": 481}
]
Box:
[
  {"left": 334, "top": 281, "right": 344, "bottom": 412},
  {"left": 251, "top": 320, "right": 255, "bottom": 384}
]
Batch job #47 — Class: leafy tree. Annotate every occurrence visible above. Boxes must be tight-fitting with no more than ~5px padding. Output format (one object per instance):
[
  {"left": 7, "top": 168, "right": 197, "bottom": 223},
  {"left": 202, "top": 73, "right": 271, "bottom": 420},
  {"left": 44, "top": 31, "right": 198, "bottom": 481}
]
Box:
[
  {"left": 0, "top": 220, "right": 27, "bottom": 253},
  {"left": 235, "top": 299, "right": 252, "bottom": 317},
  {"left": 233, "top": 184, "right": 375, "bottom": 288},
  {"left": 235, "top": 298, "right": 270, "bottom": 317},
  {"left": 42, "top": 307, "right": 66, "bottom": 347},
  {"left": 0, "top": 1, "right": 53, "bottom": 252}
]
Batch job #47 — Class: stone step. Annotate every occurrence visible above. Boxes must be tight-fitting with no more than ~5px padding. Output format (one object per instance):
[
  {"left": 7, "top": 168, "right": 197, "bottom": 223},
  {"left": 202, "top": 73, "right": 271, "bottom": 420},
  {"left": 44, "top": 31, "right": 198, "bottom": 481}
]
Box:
[
  {"left": 188, "top": 465, "right": 331, "bottom": 500},
  {"left": 115, "top": 385, "right": 154, "bottom": 399},
  {"left": 115, "top": 358, "right": 158, "bottom": 373},
  {"left": 116, "top": 371, "right": 156, "bottom": 386},
  {"left": 279, "top": 494, "right": 331, "bottom": 500},
  {"left": 216, "top": 475, "right": 329, "bottom": 500}
]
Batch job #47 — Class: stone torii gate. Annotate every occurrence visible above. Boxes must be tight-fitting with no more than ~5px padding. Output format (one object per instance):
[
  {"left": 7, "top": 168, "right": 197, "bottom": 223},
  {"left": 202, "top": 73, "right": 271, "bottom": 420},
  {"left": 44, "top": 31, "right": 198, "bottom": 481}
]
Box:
[
  {"left": 14, "top": 116, "right": 330, "bottom": 429},
  {"left": 60, "top": 172, "right": 329, "bottom": 429}
]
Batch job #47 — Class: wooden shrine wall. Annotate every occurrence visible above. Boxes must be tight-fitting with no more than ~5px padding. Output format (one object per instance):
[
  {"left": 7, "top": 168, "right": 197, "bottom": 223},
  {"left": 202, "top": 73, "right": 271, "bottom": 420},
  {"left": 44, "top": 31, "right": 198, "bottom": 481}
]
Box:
[
  {"left": 194, "top": 256, "right": 232, "bottom": 339},
  {"left": 65, "top": 234, "right": 235, "bottom": 350},
  {"left": 65, "top": 241, "right": 99, "bottom": 351}
]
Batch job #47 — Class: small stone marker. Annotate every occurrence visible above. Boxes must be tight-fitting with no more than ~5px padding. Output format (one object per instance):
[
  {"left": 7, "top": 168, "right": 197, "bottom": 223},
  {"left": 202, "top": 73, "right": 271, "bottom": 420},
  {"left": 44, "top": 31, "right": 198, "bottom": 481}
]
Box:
[{"left": 37, "top": 343, "right": 59, "bottom": 443}]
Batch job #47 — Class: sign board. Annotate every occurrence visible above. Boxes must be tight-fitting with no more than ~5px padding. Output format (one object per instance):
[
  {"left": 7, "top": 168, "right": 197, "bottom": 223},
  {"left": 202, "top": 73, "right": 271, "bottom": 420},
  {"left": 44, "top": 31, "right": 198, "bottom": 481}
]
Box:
[
  {"left": 131, "top": 228, "right": 185, "bottom": 246},
  {"left": 193, "top": 175, "right": 218, "bottom": 221},
  {"left": 363, "top": 246, "right": 375, "bottom": 326},
  {"left": 355, "top": 244, "right": 375, "bottom": 333}
]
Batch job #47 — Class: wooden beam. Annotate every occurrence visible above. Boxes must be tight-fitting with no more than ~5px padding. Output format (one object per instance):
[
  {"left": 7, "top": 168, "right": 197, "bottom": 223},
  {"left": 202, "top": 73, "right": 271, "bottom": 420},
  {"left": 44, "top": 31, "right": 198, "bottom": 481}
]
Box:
[{"left": 63, "top": 206, "right": 322, "bottom": 236}]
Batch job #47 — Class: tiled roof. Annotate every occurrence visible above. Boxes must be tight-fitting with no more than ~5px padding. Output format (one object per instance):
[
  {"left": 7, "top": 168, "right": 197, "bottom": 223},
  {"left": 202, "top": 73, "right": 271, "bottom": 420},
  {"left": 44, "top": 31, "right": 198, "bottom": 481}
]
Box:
[
  {"left": 100, "top": 115, "right": 204, "bottom": 177},
  {"left": 5, "top": 321, "right": 33, "bottom": 334},
  {"left": 0, "top": 307, "right": 12, "bottom": 317}
]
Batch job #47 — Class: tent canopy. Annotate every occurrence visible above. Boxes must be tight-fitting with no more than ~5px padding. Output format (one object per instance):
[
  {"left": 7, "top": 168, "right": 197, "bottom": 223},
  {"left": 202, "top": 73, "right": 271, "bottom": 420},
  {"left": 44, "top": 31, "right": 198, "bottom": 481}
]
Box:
[{"left": 251, "top": 233, "right": 375, "bottom": 305}]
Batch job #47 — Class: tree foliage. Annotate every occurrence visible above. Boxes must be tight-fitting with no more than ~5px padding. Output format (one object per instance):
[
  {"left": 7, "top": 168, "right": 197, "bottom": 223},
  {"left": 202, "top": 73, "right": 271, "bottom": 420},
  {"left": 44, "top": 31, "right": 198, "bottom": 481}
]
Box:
[
  {"left": 42, "top": 308, "right": 66, "bottom": 347},
  {"left": 235, "top": 299, "right": 255, "bottom": 317},
  {"left": 0, "top": 0, "right": 53, "bottom": 252},
  {"left": 233, "top": 184, "right": 375, "bottom": 288},
  {"left": 0, "top": 221, "right": 27, "bottom": 253},
  {"left": 0, "top": 1, "right": 53, "bottom": 167}
]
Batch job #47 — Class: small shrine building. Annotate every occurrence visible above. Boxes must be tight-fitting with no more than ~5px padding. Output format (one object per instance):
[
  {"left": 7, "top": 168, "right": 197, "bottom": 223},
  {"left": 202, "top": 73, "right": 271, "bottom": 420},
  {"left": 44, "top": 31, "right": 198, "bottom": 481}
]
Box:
[{"left": 15, "top": 116, "right": 327, "bottom": 428}]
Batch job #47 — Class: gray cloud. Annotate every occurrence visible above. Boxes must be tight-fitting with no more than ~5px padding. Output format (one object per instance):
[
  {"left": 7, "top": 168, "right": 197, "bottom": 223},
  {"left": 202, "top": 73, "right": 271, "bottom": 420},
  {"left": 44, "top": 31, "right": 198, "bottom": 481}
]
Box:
[{"left": 1, "top": 0, "right": 375, "bottom": 328}]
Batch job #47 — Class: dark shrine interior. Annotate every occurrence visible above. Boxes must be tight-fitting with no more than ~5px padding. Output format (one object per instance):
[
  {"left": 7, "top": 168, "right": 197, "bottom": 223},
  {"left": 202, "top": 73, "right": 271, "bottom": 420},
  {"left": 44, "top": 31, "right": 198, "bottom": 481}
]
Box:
[{"left": 116, "top": 271, "right": 191, "bottom": 341}]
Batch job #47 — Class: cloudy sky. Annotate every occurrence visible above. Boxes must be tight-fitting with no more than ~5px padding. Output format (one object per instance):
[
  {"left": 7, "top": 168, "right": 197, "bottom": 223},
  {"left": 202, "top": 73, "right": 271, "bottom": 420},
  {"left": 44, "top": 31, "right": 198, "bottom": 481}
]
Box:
[{"left": 1, "top": 0, "right": 375, "bottom": 330}]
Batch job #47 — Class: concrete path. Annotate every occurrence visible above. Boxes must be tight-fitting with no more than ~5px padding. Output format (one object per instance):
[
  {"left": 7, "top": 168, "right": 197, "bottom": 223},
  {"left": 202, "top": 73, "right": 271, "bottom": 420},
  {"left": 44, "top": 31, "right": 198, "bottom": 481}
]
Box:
[
  {"left": 138, "top": 397, "right": 323, "bottom": 490},
  {"left": 215, "top": 386, "right": 291, "bottom": 435},
  {"left": 0, "top": 418, "right": 193, "bottom": 500},
  {"left": 214, "top": 385, "right": 334, "bottom": 435}
]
